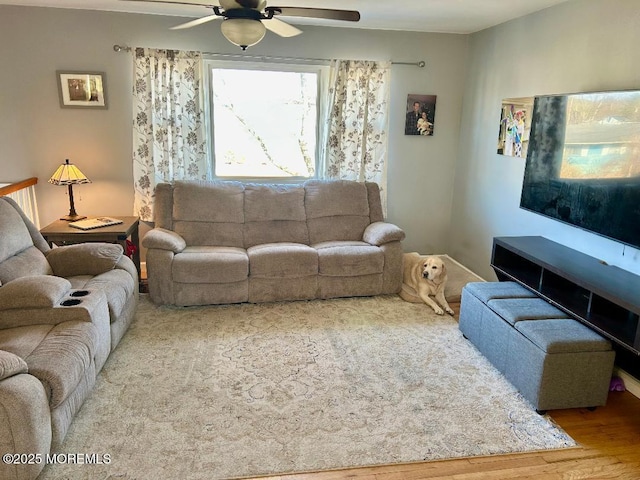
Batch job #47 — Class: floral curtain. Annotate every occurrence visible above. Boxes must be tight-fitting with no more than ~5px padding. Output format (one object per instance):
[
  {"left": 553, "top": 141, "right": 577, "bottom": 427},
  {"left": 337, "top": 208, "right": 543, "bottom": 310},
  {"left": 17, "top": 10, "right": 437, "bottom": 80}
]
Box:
[
  {"left": 132, "top": 48, "right": 209, "bottom": 221},
  {"left": 322, "top": 59, "right": 391, "bottom": 212}
]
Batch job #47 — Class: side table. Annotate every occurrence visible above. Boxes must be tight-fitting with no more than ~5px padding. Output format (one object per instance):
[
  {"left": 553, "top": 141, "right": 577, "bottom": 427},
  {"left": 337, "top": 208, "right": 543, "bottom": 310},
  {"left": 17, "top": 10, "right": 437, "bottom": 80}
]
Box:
[{"left": 40, "top": 216, "right": 141, "bottom": 281}]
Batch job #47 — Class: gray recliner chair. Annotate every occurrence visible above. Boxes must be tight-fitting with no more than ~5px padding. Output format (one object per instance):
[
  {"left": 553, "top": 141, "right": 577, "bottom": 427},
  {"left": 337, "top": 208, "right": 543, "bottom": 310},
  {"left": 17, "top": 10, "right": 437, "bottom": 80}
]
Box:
[{"left": 0, "top": 196, "right": 138, "bottom": 480}]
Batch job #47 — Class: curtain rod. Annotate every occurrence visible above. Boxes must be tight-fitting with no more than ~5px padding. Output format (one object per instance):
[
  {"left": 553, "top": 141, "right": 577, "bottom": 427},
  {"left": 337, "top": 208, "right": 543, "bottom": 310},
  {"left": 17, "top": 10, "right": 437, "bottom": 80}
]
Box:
[{"left": 113, "top": 45, "right": 425, "bottom": 68}]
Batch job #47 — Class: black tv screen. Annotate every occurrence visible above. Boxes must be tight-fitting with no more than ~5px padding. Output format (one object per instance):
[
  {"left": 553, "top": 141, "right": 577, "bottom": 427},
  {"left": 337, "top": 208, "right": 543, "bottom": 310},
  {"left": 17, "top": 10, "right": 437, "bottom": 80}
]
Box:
[{"left": 520, "top": 90, "right": 640, "bottom": 249}]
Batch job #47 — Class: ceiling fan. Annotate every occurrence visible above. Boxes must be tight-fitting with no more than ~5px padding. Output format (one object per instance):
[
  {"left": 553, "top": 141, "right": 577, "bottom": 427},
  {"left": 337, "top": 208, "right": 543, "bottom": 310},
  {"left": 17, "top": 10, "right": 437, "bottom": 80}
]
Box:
[{"left": 120, "top": 0, "right": 360, "bottom": 50}]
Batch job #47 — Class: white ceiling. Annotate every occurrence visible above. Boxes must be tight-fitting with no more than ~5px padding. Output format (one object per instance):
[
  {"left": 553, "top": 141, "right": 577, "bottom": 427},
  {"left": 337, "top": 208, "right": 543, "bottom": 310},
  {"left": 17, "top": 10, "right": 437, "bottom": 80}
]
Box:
[{"left": 0, "top": 0, "right": 571, "bottom": 34}]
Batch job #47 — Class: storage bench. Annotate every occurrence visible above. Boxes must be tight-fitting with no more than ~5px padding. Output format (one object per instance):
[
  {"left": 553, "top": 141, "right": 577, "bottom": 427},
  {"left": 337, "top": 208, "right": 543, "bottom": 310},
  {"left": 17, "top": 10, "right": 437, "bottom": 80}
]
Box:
[{"left": 459, "top": 281, "right": 615, "bottom": 413}]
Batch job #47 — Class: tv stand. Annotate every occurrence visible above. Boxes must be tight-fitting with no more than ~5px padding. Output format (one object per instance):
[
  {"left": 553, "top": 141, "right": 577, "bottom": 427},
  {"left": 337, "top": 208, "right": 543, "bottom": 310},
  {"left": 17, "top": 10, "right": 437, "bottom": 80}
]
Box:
[{"left": 491, "top": 236, "right": 640, "bottom": 355}]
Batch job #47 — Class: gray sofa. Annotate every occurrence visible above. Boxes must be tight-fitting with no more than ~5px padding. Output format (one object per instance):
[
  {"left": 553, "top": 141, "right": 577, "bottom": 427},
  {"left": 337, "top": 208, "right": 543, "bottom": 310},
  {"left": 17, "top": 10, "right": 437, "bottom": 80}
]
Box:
[
  {"left": 0, "top": 197, "right": 138, "bottom": 480},
  {"left": 143, "top": 180, "right": 405, "bottom": 306}
]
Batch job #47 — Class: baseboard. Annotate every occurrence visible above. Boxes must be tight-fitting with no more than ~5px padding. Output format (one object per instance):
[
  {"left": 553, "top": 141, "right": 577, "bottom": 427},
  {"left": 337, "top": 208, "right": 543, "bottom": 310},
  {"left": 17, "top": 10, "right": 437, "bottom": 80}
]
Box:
[
  {"left": 614, "top": 367, "right": 640, "bottom": 399},
  {"left": 440, "top": 254, "right": 486, "bottom": 281}
]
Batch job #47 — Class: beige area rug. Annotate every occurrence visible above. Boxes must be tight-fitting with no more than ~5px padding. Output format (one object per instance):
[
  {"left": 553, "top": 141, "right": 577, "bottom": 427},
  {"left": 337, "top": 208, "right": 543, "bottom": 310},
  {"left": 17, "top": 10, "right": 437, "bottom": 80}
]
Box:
[{"left": 40, "top": 294, "right": 575, "bottom": 479}]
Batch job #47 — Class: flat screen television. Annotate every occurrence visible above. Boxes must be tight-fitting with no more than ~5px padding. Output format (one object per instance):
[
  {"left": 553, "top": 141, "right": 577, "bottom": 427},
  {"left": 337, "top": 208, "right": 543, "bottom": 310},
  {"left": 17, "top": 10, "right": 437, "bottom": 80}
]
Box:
[{"left": 520, "top": 90, "right": 640, "bottom": 249}]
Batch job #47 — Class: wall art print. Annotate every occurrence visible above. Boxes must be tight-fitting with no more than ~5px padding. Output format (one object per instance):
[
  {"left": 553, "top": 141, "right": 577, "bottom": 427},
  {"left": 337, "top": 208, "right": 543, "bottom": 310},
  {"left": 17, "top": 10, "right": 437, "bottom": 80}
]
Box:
[
  {"left": 57, "top": 71, "right": 107, "bottom": 109},
  {"left": 405, "top": 94, "right": 436, "bottom": 136},
  {"left": 497, "top": 97, "right": 533, "bottom": 157}
]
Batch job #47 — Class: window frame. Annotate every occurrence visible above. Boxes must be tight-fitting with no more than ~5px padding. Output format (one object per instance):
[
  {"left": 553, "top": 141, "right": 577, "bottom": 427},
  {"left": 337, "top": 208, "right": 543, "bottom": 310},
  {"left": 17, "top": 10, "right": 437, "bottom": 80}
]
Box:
[{"left": 204, "top": 59, "right": 329, "bottom": 183}]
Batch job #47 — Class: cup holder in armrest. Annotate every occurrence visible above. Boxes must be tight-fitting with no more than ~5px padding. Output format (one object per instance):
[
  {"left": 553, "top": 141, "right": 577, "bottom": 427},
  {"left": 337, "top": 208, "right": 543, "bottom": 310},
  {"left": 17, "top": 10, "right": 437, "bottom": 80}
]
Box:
[
  {"left": 70, "top": 290, "right": 90, "bottom": 297},
  {"left": 61, "top": 299, "right": 82, "bottom": 307}
]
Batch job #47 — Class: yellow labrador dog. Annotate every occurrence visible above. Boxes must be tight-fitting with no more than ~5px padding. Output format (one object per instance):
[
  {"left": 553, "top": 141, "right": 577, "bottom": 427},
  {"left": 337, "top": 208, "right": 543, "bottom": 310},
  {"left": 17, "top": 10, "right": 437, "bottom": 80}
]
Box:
[{"left": 403, "top": 253, "right": 454, "bottom": 315}]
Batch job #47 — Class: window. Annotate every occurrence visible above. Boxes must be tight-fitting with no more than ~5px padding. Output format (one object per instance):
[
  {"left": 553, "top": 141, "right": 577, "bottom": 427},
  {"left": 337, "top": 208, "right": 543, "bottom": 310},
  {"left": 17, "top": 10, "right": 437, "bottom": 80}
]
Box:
[{"left": 206, "top": 61, "right": 327, "bottom": 180}]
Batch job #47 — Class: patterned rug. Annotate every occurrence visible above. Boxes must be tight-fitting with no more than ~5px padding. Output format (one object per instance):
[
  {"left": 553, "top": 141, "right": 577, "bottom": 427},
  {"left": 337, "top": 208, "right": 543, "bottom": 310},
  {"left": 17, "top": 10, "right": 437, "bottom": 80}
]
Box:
[{"left": 40, "top": 294, "right": 575, "bottom": 479}]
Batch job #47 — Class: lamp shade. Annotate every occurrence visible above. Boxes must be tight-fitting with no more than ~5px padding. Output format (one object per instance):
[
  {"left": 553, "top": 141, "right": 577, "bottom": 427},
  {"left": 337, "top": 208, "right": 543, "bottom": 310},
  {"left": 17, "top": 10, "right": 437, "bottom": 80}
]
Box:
[
  {"left": 48, "top": 159, "right": 91, "bottom": 221},
  {"left": 220, "top": 18, "right": 266, "bottom": 50},
  {"left": 48, "top": 159, "right": 91, "bottom": 186}
]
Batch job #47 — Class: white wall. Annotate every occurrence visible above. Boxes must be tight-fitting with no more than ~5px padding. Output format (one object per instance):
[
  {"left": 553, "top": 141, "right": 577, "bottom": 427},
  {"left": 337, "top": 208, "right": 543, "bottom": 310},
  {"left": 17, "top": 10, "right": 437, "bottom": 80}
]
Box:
[
  {"left": 0, "top": 5, "right": 468, "bottom": 257},
  {"left": 451, "top": 0, "right": 640, "bottom": 280}
]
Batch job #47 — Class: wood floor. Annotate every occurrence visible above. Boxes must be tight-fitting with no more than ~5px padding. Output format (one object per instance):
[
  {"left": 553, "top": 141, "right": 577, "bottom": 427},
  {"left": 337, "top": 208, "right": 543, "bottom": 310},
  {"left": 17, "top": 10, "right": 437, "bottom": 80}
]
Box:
[{"left": 256, "top": 391, "right": 640, "bottom": 480}]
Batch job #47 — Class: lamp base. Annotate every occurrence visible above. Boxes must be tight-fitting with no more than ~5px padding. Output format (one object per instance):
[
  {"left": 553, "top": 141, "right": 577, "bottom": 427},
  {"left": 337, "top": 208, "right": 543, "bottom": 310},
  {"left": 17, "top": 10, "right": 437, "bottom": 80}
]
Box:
[{"left": 60, "top": 214, "right": 87, "bottom": 222}]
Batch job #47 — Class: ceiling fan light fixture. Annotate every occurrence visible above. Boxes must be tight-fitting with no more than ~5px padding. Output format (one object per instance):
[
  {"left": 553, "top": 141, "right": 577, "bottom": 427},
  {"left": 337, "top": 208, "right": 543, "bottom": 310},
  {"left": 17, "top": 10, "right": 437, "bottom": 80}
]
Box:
[{"left": 220, "top": 18, "right": 266, "bottom": 50}]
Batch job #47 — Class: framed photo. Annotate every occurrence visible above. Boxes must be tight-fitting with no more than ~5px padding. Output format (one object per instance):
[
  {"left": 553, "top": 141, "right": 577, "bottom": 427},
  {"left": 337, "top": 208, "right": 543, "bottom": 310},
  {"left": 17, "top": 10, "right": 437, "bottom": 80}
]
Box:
[
  {"left": 497, "top": 97, "right": 533, "bottom": 157},
  {"left": 57, "top": 71, "right": 107, "bottom": 109},
  {"left": 405, "top": 94, "right": 437, "bottom": 136}
]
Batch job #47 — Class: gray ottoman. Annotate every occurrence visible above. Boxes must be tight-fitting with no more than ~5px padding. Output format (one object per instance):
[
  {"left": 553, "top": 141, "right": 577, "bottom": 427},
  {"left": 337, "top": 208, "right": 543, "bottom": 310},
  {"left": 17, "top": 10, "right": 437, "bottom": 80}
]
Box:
[
  {"left": 507, "top": 319, "right": 615, "bottom": 412},
  {"left": 459, "top": 281, "right": 537, "bottom": 345},
  {"left": 459, "top": 281, "right": 615, "bottom": 413},
  {"left": 482, "top": 297, "right": 571, "bottom": 372}
]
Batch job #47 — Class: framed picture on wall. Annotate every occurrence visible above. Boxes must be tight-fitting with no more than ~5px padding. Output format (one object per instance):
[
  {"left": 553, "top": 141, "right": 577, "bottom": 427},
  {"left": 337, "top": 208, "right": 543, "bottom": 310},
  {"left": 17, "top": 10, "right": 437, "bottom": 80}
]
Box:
[
  {"left": 57, "top": 71, "right": 107, "bottom": 109},
  {"left": 405, "top": 94, "right": 437, "bottom": 136},
  {"left": 497, "top": 97, "right": 533, "bottom": 157}
]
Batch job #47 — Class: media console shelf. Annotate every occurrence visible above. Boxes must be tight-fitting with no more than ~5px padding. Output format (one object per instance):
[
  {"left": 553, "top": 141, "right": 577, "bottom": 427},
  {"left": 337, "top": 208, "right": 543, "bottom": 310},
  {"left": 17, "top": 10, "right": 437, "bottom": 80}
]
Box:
[{"left": 491, "top": 236, "right": 640, "bottom": 355}]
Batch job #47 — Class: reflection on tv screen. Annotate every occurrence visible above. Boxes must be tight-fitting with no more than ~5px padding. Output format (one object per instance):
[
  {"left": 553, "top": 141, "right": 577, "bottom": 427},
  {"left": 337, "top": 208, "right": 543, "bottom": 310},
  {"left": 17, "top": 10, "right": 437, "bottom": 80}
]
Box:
[{"left": 560, "top": 92, "right": 640, "bottom": 180}]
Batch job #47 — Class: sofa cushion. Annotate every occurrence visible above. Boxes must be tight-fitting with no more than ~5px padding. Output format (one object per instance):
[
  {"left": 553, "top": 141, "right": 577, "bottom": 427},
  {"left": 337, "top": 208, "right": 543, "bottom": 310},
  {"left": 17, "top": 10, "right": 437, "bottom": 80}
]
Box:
[
  {"left": 0, "top": 325, "right": 56, "bottom": 359},
  {"left": 315, "top": 241, "right": 384, "bottom": 276},
  {"left": 0, "top": 246, "right": 52, "bottom": 285},
  {"left": 173, "top": 180, "right": 244, "bottom": 223},
  {"left": 82, "top": 269, "right": 136, "bottom": 320},
  {"left": 0, "top": 350, "right": 28, "bottom": 381},
  {"left": 245, "top": 184, "right": 307, "bottom": 222},
  {"left": 173, "top": 246, "right": 248, "bottom": 284},
  {"left": 243, "top": 184, "right": 309, "bottom": 247},
  {"left": 244, "top": 221, "right": 310, "bottom": 249},
  {"left": 25, "top": 320, "right": 98, "bottom": 408},
  {"left": 305, "top": 180, "right": 371, "bottom": 244},
  {"left": 248, "top": 243, "right": 318, "bottom": 278},
  {"left": 174, "top": 221, "right": 245, "bottom": 248},
  {"left": 304, "top": 180, "right": 370, "bottom": 218},
  {"left": 307, "top": 216, "right": 371, "bottom": 245},
  {"left": 0, "top": 199, "right": 35, "bottom": 263},
  {"left": 173, "top": 181, "right": 245, "bottom": 247}
]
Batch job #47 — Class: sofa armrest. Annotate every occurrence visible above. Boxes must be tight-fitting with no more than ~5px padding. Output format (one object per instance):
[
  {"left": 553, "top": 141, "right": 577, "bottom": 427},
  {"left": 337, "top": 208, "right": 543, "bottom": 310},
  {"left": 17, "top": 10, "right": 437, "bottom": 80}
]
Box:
[
  {"left": 0, "top": 350, "right": 28, "bottom": 381},
  {"left": 45, "top": 243, "right": 123, "bottom": 277},
  {"left": 363, "top": 221, "right": 406, "bottom": 246},
  {"left": 0, "top": 276, "right": 71, "bottom": 311},
  {"left": 0, "top": 372, "right": 51, "bottom": 480},
  {"left": 114, "top": 254, "right": 139, "bottom": 282},
  {"left": 142, "top": 228, "right": 186, "bottom": 253},
  {"left": 0, "top": 276, "right": 109, "bottom": 330}
]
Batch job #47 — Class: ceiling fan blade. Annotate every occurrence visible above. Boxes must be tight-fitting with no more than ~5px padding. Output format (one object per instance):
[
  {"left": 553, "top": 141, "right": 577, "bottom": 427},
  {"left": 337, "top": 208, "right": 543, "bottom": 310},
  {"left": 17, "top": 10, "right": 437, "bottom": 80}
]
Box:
[
  {"left": 118, "top": 0, "right": 217, "bottom": 7},
  {"left": 266, "top": 7, "right": 360, "bottom": 22},
  {"left": 263, "top": 17, "right": 302, "bottom": 37},
  {"left": 228, "top": 0, "right": 265, "bottom": 8},
  {"left": 170, "top": 14, "right": 222, "bottom": 29}
]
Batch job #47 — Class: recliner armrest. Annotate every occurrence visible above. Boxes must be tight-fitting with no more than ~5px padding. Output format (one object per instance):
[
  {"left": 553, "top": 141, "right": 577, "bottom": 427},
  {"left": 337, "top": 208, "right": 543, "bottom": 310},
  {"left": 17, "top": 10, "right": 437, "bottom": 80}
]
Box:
[
  {"left": 45, "top": 243, "right": 123, "bottom": 277},
  {"left": 0, "top": 350, "right": 28, "bottom": 381},
  {"left": 363, "top": 221, "right": 405, "bottom": 246},
  {"left": 0, "top": 276, "right": 71, "bottom": 311},
  {"left": 142, "top": 228, "right": 187, "bottom": 253},
  {"left": 0, "top": 371, "right": 51, "bottom": 480},
  {"left": 0, "top": 276, "right": 109, "bottom": 330}
]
